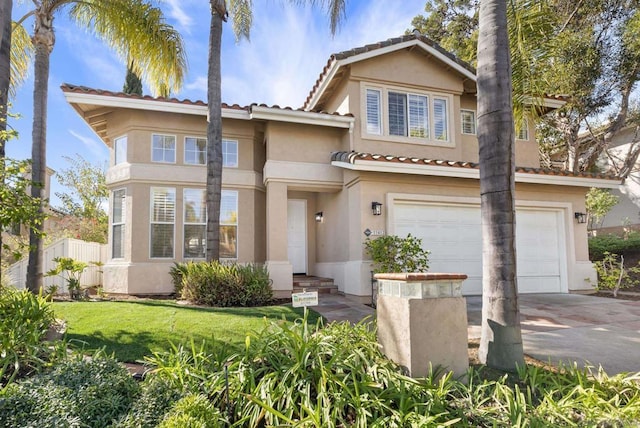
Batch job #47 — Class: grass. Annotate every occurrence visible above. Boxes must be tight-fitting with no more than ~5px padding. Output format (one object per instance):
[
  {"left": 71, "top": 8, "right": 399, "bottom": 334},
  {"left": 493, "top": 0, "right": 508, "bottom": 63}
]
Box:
[{"left": 52, "top": 299, "right": 319, "bottom": 362}]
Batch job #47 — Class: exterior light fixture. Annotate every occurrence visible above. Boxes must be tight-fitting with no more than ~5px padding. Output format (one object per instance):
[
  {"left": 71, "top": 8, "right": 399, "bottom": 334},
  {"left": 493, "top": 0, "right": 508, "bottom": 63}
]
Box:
[
  {"left": 372, "top": 202, "right": 382, "bottom": 216},
  {"left": 315, "top": 212, "right": 323, "bottom": 223},
  {"left": 574, "top": 212, "right": 587, "bottom": 224}
]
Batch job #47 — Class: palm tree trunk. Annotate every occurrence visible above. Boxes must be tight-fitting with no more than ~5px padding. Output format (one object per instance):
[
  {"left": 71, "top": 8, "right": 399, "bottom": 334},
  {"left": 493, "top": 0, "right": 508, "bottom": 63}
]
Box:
[
  {"left": 26, "top": 9, "right": 54, "bottom": 293},
  {"left": 205, "top": 2, "right": 225, "bottom": 261},
  {"left": 0, "top": 0, "right": 12, "bottom": 278},
  {"left": 477, "top": 0, "right": 524, "bottom": 371}
]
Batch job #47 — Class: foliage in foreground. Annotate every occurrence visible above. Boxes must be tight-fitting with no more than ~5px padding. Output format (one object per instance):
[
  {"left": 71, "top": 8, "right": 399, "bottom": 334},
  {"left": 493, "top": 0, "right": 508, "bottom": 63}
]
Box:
[
  {"left": 174, "top": 261, "right": 273, "bottom": 307},
  {"left": 3, "top": 314, "right": 640, "bottom": 427},
  {"left": 0, "top": 287, "right": 64, "bottom": 387},
  {"left": 365, "top": 234, "right": 430, "bottom": 273},
  {"left": 592, "top": 252, "right": 640, "bottom": 296},
  {"left": 0, "top": 354, "right": 140, "bottom": 428}
]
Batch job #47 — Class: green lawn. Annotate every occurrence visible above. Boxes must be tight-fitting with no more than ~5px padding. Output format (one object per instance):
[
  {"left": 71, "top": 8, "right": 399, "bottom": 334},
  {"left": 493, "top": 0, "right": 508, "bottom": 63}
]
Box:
[{"left": 53, "top": 300, "right": 319, "bottom": 362}]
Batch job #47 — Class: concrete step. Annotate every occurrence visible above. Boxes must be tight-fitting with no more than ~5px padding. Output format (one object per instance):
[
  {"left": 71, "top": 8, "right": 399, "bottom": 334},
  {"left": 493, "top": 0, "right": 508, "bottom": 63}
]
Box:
[{"left": 293, "top": 275, "right": 338, "bottom": 294}]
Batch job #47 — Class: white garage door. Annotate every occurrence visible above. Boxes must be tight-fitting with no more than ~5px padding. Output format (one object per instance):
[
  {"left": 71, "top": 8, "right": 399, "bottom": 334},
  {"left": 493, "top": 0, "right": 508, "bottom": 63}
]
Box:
[{"left": 393, "top": 202, "right": 565, "bottom": 294}]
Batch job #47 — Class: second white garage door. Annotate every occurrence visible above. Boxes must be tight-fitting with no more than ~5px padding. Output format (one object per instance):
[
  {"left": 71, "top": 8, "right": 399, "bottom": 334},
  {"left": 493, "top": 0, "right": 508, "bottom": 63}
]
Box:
[{"left": 393, "top": 202, "right": 566, "bottom": 294}]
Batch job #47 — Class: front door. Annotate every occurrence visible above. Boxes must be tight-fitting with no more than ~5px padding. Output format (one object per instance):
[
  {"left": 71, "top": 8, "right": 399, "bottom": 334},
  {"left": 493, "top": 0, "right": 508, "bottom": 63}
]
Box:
[{"left": 287, "top": 200, "right": 307, "bottom": 274}]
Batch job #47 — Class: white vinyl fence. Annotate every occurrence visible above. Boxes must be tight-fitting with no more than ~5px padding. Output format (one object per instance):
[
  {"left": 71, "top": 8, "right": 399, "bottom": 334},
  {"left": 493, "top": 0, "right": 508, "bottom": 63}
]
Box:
[{"left": 7, "top": 238, "right": 107, "bottom": 294}]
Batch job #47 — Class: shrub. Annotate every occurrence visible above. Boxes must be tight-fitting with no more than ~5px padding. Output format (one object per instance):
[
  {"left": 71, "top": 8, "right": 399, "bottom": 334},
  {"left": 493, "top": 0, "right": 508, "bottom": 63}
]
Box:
[
  {"left": 178, "top": 261, "right": 272, "bottom": 307},
  {"left": 364, "top": 233, "right": 430, "bottom": 273},
  {"left": 158, "top": 394, "right": 225, "bottom": 428},
  {"left": 117, "top": 376, "right": 186, "bottom": 428},
  {"left": 592, "top": 252, "right": 640, "bottom": 297},
  {"left": 0, "top": 354, "right": 140, "bottom": 428},
  {"left": 0, "top": 287, "right": 61, "bottom": 387},
  {"left": 588, "top": 232, "right": 640, "bottom": 260},
  {"left": 169, "top": 262, "right": 188, "bottom": 295}
]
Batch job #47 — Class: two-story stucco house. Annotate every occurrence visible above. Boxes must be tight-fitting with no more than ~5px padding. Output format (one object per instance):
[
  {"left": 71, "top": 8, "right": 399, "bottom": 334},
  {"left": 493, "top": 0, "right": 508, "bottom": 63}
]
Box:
[{"left": 63, "top": 33, "right": 619, "bottom": 300}]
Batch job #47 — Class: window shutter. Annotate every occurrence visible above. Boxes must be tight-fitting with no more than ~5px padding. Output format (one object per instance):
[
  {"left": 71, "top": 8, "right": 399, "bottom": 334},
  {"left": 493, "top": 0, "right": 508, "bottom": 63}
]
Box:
[
  {"left": 434, "top": 99, "right": 448, "bottom": 140},
  {"left": 366, "top": 89, "right": 381, "bottom": 135},
  {"left": 408, "top": 94, "right": 429, "bottom": 138},
  {"left": 461, "top": 110, "right": 476, "bottom": 135},
  {"left": 388, "top": 92, "right": 407, "bottom": 136}
]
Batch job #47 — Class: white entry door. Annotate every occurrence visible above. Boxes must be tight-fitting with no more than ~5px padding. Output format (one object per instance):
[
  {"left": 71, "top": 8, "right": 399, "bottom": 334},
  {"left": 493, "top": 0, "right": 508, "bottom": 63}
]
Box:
[{"left": 287, "top": 200, "right": 307, "bottom": 274}]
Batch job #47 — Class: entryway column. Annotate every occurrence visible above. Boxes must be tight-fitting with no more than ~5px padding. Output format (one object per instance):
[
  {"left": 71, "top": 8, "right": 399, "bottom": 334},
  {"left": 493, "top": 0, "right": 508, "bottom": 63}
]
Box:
[{"left": 265, "top": 181, "right": 293, "bottom": 297}]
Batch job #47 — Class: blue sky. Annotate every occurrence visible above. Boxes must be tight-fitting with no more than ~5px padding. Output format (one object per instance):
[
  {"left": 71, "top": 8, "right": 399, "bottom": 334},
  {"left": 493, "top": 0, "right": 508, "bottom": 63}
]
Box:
[{"left": 8, "top": 0, "right": 427, "bottom": 205}]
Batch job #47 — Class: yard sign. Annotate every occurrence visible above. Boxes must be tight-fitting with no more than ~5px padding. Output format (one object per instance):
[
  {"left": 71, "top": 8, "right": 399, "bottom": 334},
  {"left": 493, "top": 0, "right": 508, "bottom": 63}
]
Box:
[{"left": 292, "top": 291, "right": 318, "bottom": 308}]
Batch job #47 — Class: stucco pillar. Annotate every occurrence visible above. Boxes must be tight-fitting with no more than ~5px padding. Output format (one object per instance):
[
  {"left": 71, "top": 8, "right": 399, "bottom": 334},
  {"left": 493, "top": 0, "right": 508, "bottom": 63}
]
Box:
[
  {"left": 265, "top": 181, "right": 292, "bottom": 297},
  {"left": 376, "top": 273, "right": 469, "bottom": 380}
]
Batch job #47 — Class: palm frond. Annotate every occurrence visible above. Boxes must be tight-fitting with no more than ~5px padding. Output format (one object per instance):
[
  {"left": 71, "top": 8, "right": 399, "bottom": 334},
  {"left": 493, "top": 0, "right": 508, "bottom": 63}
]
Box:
[
  {"left": 70, "top": 0, "right": 187, "bottom": 97},
  {"left": 230, "top": 0, "right": 253, "bottom": 42},
  {"left": 9, "top": 22, "right": 33, "bottom": 98}
]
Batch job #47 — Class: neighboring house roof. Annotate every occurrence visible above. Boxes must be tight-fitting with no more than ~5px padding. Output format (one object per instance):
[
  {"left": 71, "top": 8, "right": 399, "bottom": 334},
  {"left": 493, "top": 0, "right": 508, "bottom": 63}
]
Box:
[
  {"left": 331, "top": 151, "right": 621, "bottom": 188},
  {"left": 303, "top": 31, "right": 568, "bottom": 112},
  {"left": 61, "top": 84, "right": 355, "bottom": 142}
]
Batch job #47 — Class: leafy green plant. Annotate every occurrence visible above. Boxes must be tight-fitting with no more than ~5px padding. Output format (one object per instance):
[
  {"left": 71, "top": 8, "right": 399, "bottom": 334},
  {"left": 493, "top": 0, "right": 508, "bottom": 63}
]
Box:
[
  {"left": 0, "top": 352, "right": 140, "bottom": 428},
  {"left": 178, "top": 261, "right": 272, "bottom": 307},
  {"left": 0, "top": 287, "right": 62, "bottom": 388},
  {"left": 364, "top": 234, "right": 430, "bottom": 273},
  {"left": 589, "top": 232, "right": 640, "bottom": 260},
  {"left": 117, "top": 376, "right": 186, "bottom": 428},
  {"left": 169, "top": 262, "right": 189, "bottom": 295},
  {"left": 586, "top": 187, "right": 619, "bottom": 230},
  {"left": 592, "top": 252, "right": 640, "bottom": 297},
  {"left": 45, "top": 256, "right": 91, "bottom": 300},
  {"left": 158, "top": 394, "right": 225, "bottom": 428}
]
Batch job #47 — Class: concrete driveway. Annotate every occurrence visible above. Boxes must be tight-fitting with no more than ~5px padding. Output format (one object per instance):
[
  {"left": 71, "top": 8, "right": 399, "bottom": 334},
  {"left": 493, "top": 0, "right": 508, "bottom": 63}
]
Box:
[{"left": 467, "top": 294, "right": 640, "bottom": 375}]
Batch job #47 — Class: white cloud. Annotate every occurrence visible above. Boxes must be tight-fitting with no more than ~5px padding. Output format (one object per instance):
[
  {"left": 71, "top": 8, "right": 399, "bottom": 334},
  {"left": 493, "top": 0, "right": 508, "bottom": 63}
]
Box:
[
  {"left": 165, "top": 0, "right": 193, "bottom": 32},
  {"left": 68, "top": 130, "right": 107, "bottom": 159}
]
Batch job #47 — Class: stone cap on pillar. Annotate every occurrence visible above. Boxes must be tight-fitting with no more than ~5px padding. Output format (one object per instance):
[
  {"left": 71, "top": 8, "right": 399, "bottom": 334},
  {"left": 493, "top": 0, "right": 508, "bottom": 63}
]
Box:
[
  {"left": 374, "top": 273, "right": 468, "bottom": 299},
  {"left": 374, "top": 273, "right": 468, "bottom": 281}
]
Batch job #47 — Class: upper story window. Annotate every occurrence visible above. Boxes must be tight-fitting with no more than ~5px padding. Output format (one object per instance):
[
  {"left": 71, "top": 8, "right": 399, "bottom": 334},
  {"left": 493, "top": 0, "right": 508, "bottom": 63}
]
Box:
[
  {"left": 364, "top": 85, "right": 451, "bottom": 144},
  {"left": 152, "top": 134, "right": 176, "bottom": 163},
  {"left": 516, "top": 120, "right": 529, "bottom": 141},
  {"left": 222, "top": 139, "right": 238, "bottom": 168},
  {"left": 114, "top": 136, "right": 127, "bottom": 165},
  {"left": 185, "top": 137, "right": 206, "bottom": 165},
  {"left": 461, "top": 110, "right": 476, "bottom": 135}
]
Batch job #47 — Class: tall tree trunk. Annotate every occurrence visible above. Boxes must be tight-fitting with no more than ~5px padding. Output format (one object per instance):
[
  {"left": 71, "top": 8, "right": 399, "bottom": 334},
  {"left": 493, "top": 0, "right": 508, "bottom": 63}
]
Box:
[
  {"left": 0, "top": 0, "right": 12, "bottom": 279},
  {"left": 26, "top": 9, "right": 54, "bottom": 293},
  {"left": 477, "top": 0, "right": 524, "bottom": 371},
  {"left": 205, "top": 1, "right": 225, "bottom": 261}
]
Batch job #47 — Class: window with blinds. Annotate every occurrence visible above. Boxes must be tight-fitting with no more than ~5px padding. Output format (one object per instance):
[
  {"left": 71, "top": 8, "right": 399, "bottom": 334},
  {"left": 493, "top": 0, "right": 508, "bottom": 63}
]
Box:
[
  {"left": 150, "top": 187, "right": 175, "bottom": 258},
  {"left": 388, "top": 92, "right": 407, "bottom": 136},
  {"left": 152, "top": 134, "right": 176, "bottom": 163},
  {"left": 185, "top": 137, "right": 206, "bottom": 165},
  {"left": 408, "top": 94, "right": 429, "bottom": 138},
  {"left": 220, "top": 190, "right": 238, "bottom": 259},
  {"left": 517, "top": 120, "right": 529, "bottom": 140},
  {"left": 433, "top": 98, "right": 448, "bottom": 140},
  {"left": 184, "top": 188, "right": 207, "bottom": 258},
  {"left": 366, "top": 89, "right": 382, "bottom": 135},
  {"left": 461, "top": 110, "right": 476, "bottom": 135},
  {"left": 112, "top": 189, "right": 126, "bottom": 259}
]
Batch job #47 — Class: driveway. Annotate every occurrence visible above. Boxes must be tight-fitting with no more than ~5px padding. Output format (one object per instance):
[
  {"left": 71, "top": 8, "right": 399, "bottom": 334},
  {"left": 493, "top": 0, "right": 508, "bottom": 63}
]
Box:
[{"left": 467, "top": 293, "right": 640, "bottom": 375}]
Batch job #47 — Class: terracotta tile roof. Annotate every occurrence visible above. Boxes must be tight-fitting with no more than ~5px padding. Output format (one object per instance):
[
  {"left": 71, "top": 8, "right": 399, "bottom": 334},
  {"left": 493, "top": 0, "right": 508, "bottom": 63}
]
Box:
[
  {"left": 331, "top": 151, "right": 620, "bottom": 181},
  {"left": 61, "top": 83, "right": 354, "bottom": 118},
  {"left": 304, "top": 32, "right": 476, "bottom": 110}
]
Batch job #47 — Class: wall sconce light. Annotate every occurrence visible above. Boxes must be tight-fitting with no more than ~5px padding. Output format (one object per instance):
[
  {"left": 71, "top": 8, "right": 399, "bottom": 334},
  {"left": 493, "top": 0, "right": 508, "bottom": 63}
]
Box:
[
  {"left": 372, "top": 202, "right": 382, "bottom": 216},
  {"left": 574, "top": 212, "right": 587, "bottom": 224},
  {"left": 315, "top": 212, "right": 323, "bottom": 223}
]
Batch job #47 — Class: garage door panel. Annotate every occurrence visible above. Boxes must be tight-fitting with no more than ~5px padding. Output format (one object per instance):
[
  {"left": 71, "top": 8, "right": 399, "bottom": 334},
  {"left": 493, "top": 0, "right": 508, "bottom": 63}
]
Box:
[{"left": 393, "top": 203, "right": 565, "bottom": 294}]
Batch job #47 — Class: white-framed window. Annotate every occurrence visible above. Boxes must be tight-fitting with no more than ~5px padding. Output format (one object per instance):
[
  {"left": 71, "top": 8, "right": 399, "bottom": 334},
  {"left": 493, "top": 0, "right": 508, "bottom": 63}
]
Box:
[
  {"left": 183, "top": 188, "right": 207, "bottom": 258},
  {"left": 150, "top": 187, "right": 175, "bottom": 258},
  {"left": 517, "top": 120, "right": 529, "bottom": 140},
  {"left": 364, "top": 86, "right": 450, "bottom": 143},
  {"left": 366, "top": 88, "right": 382, "bottom": 135},
  {"left": 152, "top": 134, "right": 176, "bottom": 163},
  {"left": 222, "top": 139, "right": 238, "bottom": 168},
  {"left": 112, "top": 189, "right": 126, "bottom": 259},
  {"left": 220, "top": 190, "right": 238, "bottom": 259},
  {"left": 114, "top": 136, "right": 127, "bottom": 165},
  {"left": 185, "top": 137, "right": 206, "bottom": 165},
  {"left": 461, "top": 110, "right": 476, "bottom": 135}
]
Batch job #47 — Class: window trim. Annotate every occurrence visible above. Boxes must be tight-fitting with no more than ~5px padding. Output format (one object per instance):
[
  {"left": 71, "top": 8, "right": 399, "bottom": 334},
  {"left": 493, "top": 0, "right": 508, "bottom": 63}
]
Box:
[
  {"left": 183, "top": 188, "right": 207, "bottom": 259},
  {"left": 149, "top": 187, "right": 176, "bottom": 259},
  {"left": 461, "top": 109, "right": 477, "bottom": 135},
  {"left": 184, "top": 136, "right": 207, "bottom": 166},
  {"left": 222, "top": 139, "right": 239, "bottom": 168},
  {"left": 111, "top": 188, "right": 126, "bottom": 259},
  {"left": 151, "top": 133, "right": 177, "bottom": 164},
  {"left": 113, "top": 135, "right": 127, "bottom": 165},
  {"left": 361, "top": 83, "right": 454, "bottom": 147}
]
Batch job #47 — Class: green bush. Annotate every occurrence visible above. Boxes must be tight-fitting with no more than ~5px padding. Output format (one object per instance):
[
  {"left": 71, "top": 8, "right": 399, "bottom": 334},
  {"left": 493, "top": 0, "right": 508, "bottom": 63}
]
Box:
[
  {"left": 178, "top": 261, "right": 272, "bottom": 307},
  {"left": 364, "top": 233, "right": 430, "bottom": 273},
  {"left": 158, "top": 394, "right": 225, "bottom": 428},
  {"left": 0, "top": 354, "right": 140, "bottom": 428},
  {"left": 169, "top": 262, "right": 188, "bottom": 295},
  {"left": 589, "top": 232, "right": 640, "bottom": 260},
  {"left": 592, "top": 252, "right": 640, "bottom": 296},
  {"left": 117, "top": 376, "right": 186, "bottom": 428},
  {"left": 0, "top": 287, "right": 61, "bottom": 386}
]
